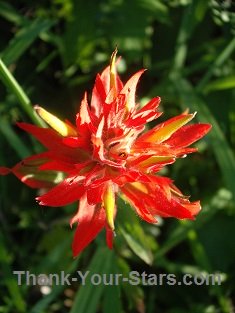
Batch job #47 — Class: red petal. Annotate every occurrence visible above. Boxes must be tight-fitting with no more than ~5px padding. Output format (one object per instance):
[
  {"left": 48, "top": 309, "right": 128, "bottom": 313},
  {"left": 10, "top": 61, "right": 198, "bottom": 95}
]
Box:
[
  {"left": 121, "top": 185, "right": 157, "bottom": 223},
  {"left": 127, "top": 97, "right": 162, "bottom": 127},
  {"left": 17, "top": 123, "right": 62, "bottom": 150},
  {"left": 62, "top": 136, "right": 90, "bottom": 151},
  {"left": 10, "top": 153, "right": 58, "bottom": 188},
  {"left": 165, "top": 123, "right": 212, "bottom": 148},
  {"left": 91, "top": 74, "right": 107, "bottom": 116},
  {"left": 100, "top": 61, "right": 123, "bottom": 95},
  {"left": 106, "top": 227, "right": 114, "bottom": 249},
  {"left": 36, "top": 174, "right": 85, "bottom": 206},
  {"left": 137, "top": 113, "right": 195, "bottom": 143},
  {"left": 0, "top": 167, "right": 10, "bottom": 175},
  {"left": 18, "top": 123, "right": 85, "bottom": 163},
  {"left": 72, "top": 197, "right": 106, "bottom": 256},
  {"left": 120, "top": 70, "right": 145, "bottom": 111},
  {"left": 86, "top": 184, "right": 105, "bottom": 205},
  {"left": 149, "top": 187, "right": 197, "bottom": 219},
  {"left": 39, "top": 160, "right": 74, "bottom": 172},
  {"left": 138, "top": 97, "right": 161, "bottom": 113}
]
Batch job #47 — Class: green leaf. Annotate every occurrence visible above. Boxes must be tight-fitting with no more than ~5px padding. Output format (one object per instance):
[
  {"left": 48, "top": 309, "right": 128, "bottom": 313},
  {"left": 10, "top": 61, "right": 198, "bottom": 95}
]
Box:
[
  {"left": 70, "top": 247, "right": 113, "bottom": 313},
  {"left": 29, "top": 234, "right": 77, "bottom": 313},
  {"left": 116, "top": 257, "right": 144, "bottom": 311},
  {"left": 61, "top": 0, "right": 100, "bottom": 68},
  {"left": 196, "top": 37, "right": 235, "bottom": 91},
  {"left": 136, "top": 0, "right": 169, "bottom": 24},
  {"left": 0, "top": 1, "right": 27, "bottom": 25},
  {"left": 103, "top": 284, "right": 122, "bottom": 313},
  {"left": 0, "top": 58, "right": 44, "bottom": 126},
  {"left": 1, "top": 18, "right": 55, "bottom": 66},
  {"left": 117, "top": 197, "right": 154, "bottom": 265},
  {"left": 0, "top": 233, "right": 26, "bottom": 312},
  {"left": 0, "top": 119, "right": 31, "bottom": 158},
  {"left": 170, "top": 0, "right": 209, "bottom": 73},
  {"left": 203, "top": 75, "right": 235, "bottom": 93}
]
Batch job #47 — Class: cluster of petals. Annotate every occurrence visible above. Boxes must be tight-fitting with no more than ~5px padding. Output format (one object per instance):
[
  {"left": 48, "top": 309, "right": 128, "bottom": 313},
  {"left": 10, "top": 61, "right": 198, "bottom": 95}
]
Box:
[{"left": 0, "top": 50, "right": 211, "bottom": 256}]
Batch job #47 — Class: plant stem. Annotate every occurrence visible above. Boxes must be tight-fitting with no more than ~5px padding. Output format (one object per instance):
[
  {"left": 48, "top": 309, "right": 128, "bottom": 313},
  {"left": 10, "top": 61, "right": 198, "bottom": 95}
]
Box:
[{"left": 0, "top": 58, "right": 44, "bottom": 126}]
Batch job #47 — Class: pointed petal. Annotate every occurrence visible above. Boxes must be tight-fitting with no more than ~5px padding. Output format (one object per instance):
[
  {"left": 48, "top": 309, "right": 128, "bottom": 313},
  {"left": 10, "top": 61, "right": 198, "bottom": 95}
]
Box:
[
  {"left": 39, "top": 160, "right": 74, "bottom": 172},
  {"left": 76, "top": 92, "right": 96, "bottom": 136},
  {"left": 127, "top": 97, "right": 162, "bottom": 127},
  {"left": 139, "top": 113, "right": 196, "bottom": 143},
  {"left": 100, "top": 59, "right": 123, "bottom": 95},
  {"left": 62, "top": 136, "right": 90, "bottom": 150},
  {"left": 10, "top": 153, "right": 60, "bottom": 188},
  {"left": 138, "top": 97, "right": 161, "bottom": 113},
  {"left": 137, "top": 156, "right": 175, "bottom": 168},
  {"left": 35, "top": 106, "right": 77, "bottom": 137},
  {"left": 17, "top": 122, "right": 63, "bottom": 150},
  {"left": 36, "top": 174, "right": 85, "bottom": 206},
  {"left": 103, "top": 182, "right": 116, "bottom": 230},
  {"left": 106, "top": 227, "right": 114, "bottom": 249},
  {"left": 121, "top": 184, "right": 157, "bottom": 223},
  {"left": 149, "top": 187, "right": 197, "bottom": 219},
  {"left": 91, "top": 74, "right": 107, "bottom": 116},
  {"left": 18, "top": 122, "right": 86, "bottom": 163},
  {"left": 165, "top": 123, "right": 212, "bottom": 148},
  {"left": 147, "top": 180, "right": 201, "bottom": 219},
  {"left": 86, "top": 184, "right": 105, "bottom": 205},
  {"left": 109, "top": 48, "right": 118, "bottom": 94},
  {"left": 0, "top": 167, "right": 10, "bottom": 175},
  {"left": 120, "top": 69, "right": 145, "bottom": 112},
  {"left": 72, "top": 198, "right": 106, "bottom": 256}
]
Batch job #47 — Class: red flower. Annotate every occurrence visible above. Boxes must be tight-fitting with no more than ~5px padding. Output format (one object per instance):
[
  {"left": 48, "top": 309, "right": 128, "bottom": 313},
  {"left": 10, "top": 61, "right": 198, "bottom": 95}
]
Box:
[{"left": 0, "top": 50, "right": 211, "bottom": 256}]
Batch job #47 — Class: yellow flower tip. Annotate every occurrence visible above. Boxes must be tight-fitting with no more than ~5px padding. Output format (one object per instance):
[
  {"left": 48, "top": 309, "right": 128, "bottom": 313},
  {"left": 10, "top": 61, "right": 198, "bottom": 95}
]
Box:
[
  {"left": 110, "top": 47, "right": 118, "bottom": 93},
  {"left": 103, "top": 182, "right": 116, "bottom": 231},
  {"left": 34, "top": 105, "right": 77, "bottom": 137},
  {"left": 146, "top": 112, "right": 197, "bottom": 143},
  {"left": 131, "top": 182, "right": 148, "bottom": 194}
]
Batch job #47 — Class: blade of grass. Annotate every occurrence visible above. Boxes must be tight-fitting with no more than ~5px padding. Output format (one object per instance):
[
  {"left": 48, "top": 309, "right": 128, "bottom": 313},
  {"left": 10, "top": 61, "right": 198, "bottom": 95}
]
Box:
[
  {"left": 0, "top": 58, "right": 44, "bottom": 126},
  {"left": 171, "top": 0, "right": 208, "bottom": 74},
  {"left": 0, "top": 0, "right": 27, "bottom": 25},
  {"left": 203, "top": 75, "right": 235, "bottom": 94},
  {"left": 29, "top": 235, "right": 77, "bottom": 313},
  {"left": 118, "top": 197, "right": 154, "bottom": 265},
  {"left": 70, "top": 247, "right": 113, "bottom": 313},
  {"left": 0, "top": 233, "right": 26, "bottom": 312},
  {"left": 196, "top": 37, "right": 235, "bottom": 91},
  {"left": 0, "top": 119, "right": 31, "bottom": 158},
  {"left": 1, "top": 18, "right": 55, "bottom": 66},
  {"left": 188, "top": 230, "right": 232, "bottom": 313}
]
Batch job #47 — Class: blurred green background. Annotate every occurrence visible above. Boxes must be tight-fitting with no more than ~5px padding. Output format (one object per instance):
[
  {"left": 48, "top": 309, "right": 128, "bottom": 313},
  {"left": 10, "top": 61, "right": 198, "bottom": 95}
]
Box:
[{"left": 0, "top": 0, "right": 235, "bottom": 312}]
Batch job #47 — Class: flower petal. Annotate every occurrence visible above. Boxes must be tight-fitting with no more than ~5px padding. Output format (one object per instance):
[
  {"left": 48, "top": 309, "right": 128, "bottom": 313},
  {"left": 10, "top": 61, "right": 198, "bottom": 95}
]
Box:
[
  {"left": 35, "top": 106, "right": 77, "bottom": 137},
  {"left": 120, "top": 69, "right": 145, "bottom": 112},
  {"left": 72, "top": 196, "right": 106, "bottom": 256},
  {"left": 17, "top": 122, "right": 63, "bottom": 150},
  {"left": 36, "top": 174, "right": 85, "bottom": 206},
  {"left": 9, "top": 153, "right": 60, "bottom": 188},
  {"left": 165, "top": 123, "right": 212, "bottom": 147},
  {"left": 121, "top": 184, "right": 157, "bottom": 223},
  {"left": 0, "top": 167, "right": 11, "bottom": 175},
  {"left": 138, "top": 113, "right": 196, "bottom": 143}
]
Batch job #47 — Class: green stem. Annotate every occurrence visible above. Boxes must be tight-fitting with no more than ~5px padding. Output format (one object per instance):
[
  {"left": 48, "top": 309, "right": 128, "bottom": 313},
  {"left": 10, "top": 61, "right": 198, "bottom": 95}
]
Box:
[{"left": 0, "top": 58, "right": 44, "bottom": 126}]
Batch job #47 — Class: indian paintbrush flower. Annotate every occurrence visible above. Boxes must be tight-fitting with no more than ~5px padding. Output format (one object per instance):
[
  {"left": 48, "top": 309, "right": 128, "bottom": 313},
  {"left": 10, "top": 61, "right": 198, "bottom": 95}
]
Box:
[{"left": 0, "top": 50, "right": 211, "bottom": 256}]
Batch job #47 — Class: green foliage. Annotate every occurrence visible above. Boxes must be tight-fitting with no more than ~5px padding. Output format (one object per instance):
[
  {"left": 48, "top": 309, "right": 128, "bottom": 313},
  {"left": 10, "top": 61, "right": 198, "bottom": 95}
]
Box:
[{"left": 0, "top": 0, "right": 235, "bottom": 312}]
